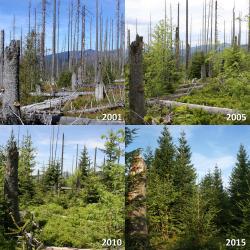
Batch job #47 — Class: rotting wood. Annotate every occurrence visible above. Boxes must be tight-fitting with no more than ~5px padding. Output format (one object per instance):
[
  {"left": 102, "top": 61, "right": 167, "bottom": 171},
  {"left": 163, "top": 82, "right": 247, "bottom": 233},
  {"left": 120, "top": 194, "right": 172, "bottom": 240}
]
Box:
[
  {"left": 147, "top": 99, "right": 241, "bottom": 115},
  {"left": 126, "top": 155, "right": 149, "bottom": 249},
  {"left": 58, "top": 116, "right": 124, "bottom": 125},
  {"left": 2, "top": 40, "right": 21, "bottom": 124},
  {"left": 129, "top": 35, "right": 145, "bottom": 124},
  {"left": 66, "top": 103, "right": 124, "bottom": 114}
]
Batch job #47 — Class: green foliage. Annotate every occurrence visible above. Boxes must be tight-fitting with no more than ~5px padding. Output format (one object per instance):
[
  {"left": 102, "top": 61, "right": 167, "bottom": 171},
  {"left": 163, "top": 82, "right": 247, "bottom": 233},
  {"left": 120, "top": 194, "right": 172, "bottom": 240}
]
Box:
[
  {"left": 188, "top": 52, "right": 205, "bottom": 79},
  {"left": 144, "top": 20, "right": 181, "bottom": 97},
  {"left": 18, "top": 133, "right": 36, "bottom": 204},
  {"left": 57, "top": 70, "right": 72, "bottom": 88},
  {"left": 103, "top": 62, "right": 115, "bottom": 85},
  {"left": 42, "top": 162, "right": 61, "bottom": 190}
]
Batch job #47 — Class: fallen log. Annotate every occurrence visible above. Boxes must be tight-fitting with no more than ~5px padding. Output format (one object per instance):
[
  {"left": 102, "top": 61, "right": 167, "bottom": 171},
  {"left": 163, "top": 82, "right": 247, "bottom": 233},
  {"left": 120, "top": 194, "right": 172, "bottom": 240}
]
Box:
[
  {"left": 66, "top": 103, "right": 124, "bottom": 114},
  {"left": 59, "top": 116, "right": 124, "bottom": 125},
  {"left": 21, "top": 93, "right": 80, "bottom": 113},
  {"left": 29, "top": 91, "right": 94, "bottom": 97},
  {"left": 147, "top": 99, "right": 241, "bottom": 115},
  {"left": 45, "top": 248, "right": 92, "bottom": 250}
]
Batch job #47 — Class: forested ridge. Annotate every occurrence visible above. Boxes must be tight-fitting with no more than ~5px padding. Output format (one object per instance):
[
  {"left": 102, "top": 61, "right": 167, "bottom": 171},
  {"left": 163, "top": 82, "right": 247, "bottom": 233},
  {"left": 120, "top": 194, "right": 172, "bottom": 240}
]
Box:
[
  {"left": 127, "top": 0, "right": 250, "bottom": 125},
  {"left": 125, "top": 127, "right": 250, "bottom": 249},
  {"left": 0, "top": 128, "right": 125, "bottom": 249}
]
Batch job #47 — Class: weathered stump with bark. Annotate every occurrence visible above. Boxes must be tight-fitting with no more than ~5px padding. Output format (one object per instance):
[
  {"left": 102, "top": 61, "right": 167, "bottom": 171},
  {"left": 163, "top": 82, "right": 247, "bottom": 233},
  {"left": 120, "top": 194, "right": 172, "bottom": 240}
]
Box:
[
  {"left": 129, "top": 35, "right": 145, "bottom": 125},
  {"left": 2, "top": 40, "right": 21, "bottom": 124},
  {"left": 0, "top": 30, "right": 4, "bottom": 89},
  {"left": 126, "top": 155, "right": 149, "bottom": 249},
  {"left": 95, "top": 61, "right": 105, "bottom": 101},
  {"left": 71, "top": 72, "right": 77, "bottom": 91},
  {"left": 4, "top": 136, "right": 20, "bottom": 224}
]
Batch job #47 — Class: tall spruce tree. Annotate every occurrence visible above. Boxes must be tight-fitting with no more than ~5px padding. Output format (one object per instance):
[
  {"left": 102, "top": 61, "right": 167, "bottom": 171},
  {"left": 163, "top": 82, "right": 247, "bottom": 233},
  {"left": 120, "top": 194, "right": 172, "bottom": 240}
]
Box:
[
  {"left": 78, "top": 145, "right": 89, "bottom": 180},
  {"left": 153, "top": 126, "right": 175, "bottom": 178},
  {"left": 229, "top": 145, "right": 250, "bottom": 228},
  {"left": 18, "top": 133, "right": 36, "bottom": 202}
]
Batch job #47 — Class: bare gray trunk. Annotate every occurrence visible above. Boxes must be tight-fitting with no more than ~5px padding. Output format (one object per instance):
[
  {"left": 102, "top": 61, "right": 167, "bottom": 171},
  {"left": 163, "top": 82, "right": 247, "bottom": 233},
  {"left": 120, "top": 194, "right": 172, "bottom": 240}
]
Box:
[
  {"left": 126, "top": 155, "right": 149, "bottom": 249},
  {"left": 4, "top": 137, "right": 20, "bottom": 224},
  {"left": 129, "top": 35, "right": 145, "bottom": 124},
  {"left": 40, "top": 0, "right": 46, "bottom": 80},
  {"left": 0, "top": 30, "right": 4, "bottom": 89},
  {"left": 52, "top": 0, "right": 56, "bottom": 83},
  {"left": 2, "top": 40, "right": 21, "bottom": 124}
]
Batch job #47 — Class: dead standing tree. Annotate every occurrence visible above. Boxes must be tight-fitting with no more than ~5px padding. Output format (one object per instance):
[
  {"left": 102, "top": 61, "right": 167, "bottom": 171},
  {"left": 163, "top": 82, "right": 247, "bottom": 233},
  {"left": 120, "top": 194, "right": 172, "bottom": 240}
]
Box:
[
  {"left": 126, "top": 155, "right": 149, "bottom": 249},
  {"left": 0, "top": 30, "right": 4, "bottom": 89},
  {"left": 129, "top": 35, "right": 145, "bottom": 125},
  {"left": 2, "top": 40, "right": 21, "bottom": 124},
  {"left": 4, "top": 135, "right": 20, "bottom": 224}
]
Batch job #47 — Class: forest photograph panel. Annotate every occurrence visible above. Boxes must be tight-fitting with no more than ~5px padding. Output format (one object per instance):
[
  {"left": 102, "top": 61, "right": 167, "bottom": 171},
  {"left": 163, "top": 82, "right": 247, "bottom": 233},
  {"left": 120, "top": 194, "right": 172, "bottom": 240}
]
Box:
[
  {"left": 0, "top": 0, "right": 125, "bottom": 125},
  {"left": 125, "top": 125, "right": 250, "bottom": 249},
  {"left": 126, "top": 0, "right": 250, "bottom": 125},
  {"left": 0, "top": 126, "right": 125, "bottom": 249}
]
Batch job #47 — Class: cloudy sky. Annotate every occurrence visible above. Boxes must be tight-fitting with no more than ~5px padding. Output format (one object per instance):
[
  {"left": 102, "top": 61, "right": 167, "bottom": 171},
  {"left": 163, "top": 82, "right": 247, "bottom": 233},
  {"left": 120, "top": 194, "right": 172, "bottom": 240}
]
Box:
[
  {"left": 126, "top": 0, "right": 249, "bottom": 46},
  {"left": 0, "top": 0, "right": 124, "bottom": 52},
  {"left": 126, "top": 125, "right": 250, "bottom": 187},
  {"left": 0, "top": 125, "right": 124, "bottom": 175}
]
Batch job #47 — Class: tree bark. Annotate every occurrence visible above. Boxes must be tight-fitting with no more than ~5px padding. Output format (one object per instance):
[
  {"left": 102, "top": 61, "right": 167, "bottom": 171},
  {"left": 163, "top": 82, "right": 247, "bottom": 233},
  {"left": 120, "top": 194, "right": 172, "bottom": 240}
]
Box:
[
  {"left": 52, "top": 0, "right": 56, "bottom": 83},
  {"left": 2, "top": 40, "right": 21, "bottom": 124},
  {"left": 126, "top": 156, "right": 149, "bottom": 249},
  {"left": 40, "top": 0, "right": 46, "bottom": 80},
  {"left": 0, "top": 30, "right": 4, "bottom": 89},
  {"left": 129, "top": 35, "right": 145, "bottom": 124},
  {"left": 4, "top": 137, "right": 20, "bottom": 224}
]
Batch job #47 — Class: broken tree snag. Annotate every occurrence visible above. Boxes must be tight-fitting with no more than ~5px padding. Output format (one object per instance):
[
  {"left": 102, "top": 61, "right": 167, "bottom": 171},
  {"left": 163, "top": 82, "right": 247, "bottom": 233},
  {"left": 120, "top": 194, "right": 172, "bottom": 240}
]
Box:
[
  {"left": 4, "top": 135, "right": 20, "bottom": 224},
  {"left": 126, "top": 155, "right": 149, "bottom": 249},
  {"left": 71, "top": 71, "right": 77, "bottom": 91},
  {"left": 129, "top": 35, "right": 145, "bottom": 125},
  {"left": 2, "top": 40, "right": 21, "bottom": 124},
  {"left": 0, "top": 30, "right": 4, "bottom": 89},
  {"left": 95, "top": 61, "right": 105, "bottom": 101}
]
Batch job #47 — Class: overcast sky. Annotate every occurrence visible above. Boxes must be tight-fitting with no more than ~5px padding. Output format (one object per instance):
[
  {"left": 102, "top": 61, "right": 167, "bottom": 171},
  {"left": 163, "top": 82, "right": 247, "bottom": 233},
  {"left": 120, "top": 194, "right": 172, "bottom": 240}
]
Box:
[
  {"left": 126, "top": 125, "right": 250, "bottom": 187},
  {"left": 0, "top": 0, "right": 124, "bottom": 52},
  {"left": 126, "top": 0, "right": 249, "bottom": 46},
  {"left": 0, "top": 125, "right": 124, "bottom": 175}
]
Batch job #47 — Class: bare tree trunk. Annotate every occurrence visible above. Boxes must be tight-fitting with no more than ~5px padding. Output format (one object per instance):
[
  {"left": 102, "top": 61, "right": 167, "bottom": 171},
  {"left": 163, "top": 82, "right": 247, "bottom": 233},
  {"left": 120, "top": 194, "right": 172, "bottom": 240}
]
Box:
[
  {"left": 186, "top": 0, "right": 189, "bottom": 70},
  {"left": 215, "top": 0, "right": 218, "bottom": 50},
  {"left": 95, "top": 0, "right": 104, "bottom": 100},
  {"left": 4, "top": 136, "right": 20, "bottom": 224},
  {"left": 238, "top": 12, "right": 242, "bottom": 47},
  {"left": 57, "top": 0, "right": 60, "bottom": 78},
  {"left": 40, "top": 0, "right": 46, "bottom": 80},
  {"left": 175, "top": 3, "right": 180, "bottom": 69},
  {"left": 2, "top": 41, "right": 21, "bottom": 124},
  {"left": 126, "top": 155, "right": 149, "bottom": 249},
  {"left": 0, "top": 30, "right": 4, "bottom": 89},
  {"left": 67, "top": 1, "right": 70, "bottom": 70},
  {"left": 116, "top": 0, "right": 120, "bottom": 69},
  {"left": 248, "top": 0, "right": 250, "bottom": 51},
  {"left": 81, "top": 5, "right": 86, "bottom": 84},
  {"left": 28, "top": 0, "right": 31, "bottom": 35},
  {"left": 232, "top": 7, "right": 235, "bottom": 46},
  {"left": 129, "top": 35, "right": 145, "bottom": 125},
  {"left": 61, "top": 133, "right": 64, "bottom": 176},
  {"left": 52, "top": 0, "right": 56, "bottom": 83}
]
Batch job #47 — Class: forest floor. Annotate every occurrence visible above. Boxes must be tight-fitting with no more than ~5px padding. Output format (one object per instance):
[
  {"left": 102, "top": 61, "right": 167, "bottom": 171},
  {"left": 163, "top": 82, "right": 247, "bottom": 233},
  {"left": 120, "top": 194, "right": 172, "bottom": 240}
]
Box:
[{"left": 145, "top": 77, "right": 250, "bottom": 125}]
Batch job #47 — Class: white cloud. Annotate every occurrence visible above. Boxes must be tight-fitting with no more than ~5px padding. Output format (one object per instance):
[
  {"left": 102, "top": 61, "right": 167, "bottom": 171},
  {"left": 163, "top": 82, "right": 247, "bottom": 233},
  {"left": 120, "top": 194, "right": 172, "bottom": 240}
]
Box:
[{"left": 192, "top": 152, "right": 235, "bottom": 185}]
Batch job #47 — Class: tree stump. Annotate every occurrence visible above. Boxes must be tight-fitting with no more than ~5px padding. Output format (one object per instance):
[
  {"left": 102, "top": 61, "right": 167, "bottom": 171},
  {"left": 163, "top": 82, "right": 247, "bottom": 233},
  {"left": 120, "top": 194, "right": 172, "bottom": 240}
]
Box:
[
  {"left": 95, "top": 61, "right": 104, "bottom": 101},
  {"left": 2, "top": 40, "right": 21, "bottom": 124},
  {"left": 129, "top": 35, "right": 145, "bottom": 125},
  {"left": 0, "top": 30, "right": 4, "bottom": 89},
  {"left": 126, "top": 155, "right": 149, "bottom": 249},
  {"left": 4, "top": 135, "right": 20, "bottom": 224}
]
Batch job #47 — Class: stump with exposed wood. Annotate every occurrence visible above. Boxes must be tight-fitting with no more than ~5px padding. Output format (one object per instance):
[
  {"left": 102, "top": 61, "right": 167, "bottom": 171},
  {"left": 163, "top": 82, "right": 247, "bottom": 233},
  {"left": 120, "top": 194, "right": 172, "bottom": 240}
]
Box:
[
  {"left": 2, "top": 40, "right": 21, "bottom": 124},
  {"left": 4, "top": 135, "right": 20, "bottom": 224},
  {"left": 126, "top": 155, "right": 149, "bottom": 249},
  {"left": 129, "top": 35, "right": 145, "bottom": 125}
]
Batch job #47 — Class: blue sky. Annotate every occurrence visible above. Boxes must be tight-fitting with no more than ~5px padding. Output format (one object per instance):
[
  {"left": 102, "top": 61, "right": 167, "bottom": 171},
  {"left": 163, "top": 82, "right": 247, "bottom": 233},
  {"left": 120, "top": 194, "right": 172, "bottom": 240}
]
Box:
[
  {"left": 126, "top": 125, "right": 250, "bottom": 187},
  {"left": 0, "top": 0, "right": 124, "bottom": 52},
  {"left": 0, "top": 125, "right": 125, "bottom": 174}
]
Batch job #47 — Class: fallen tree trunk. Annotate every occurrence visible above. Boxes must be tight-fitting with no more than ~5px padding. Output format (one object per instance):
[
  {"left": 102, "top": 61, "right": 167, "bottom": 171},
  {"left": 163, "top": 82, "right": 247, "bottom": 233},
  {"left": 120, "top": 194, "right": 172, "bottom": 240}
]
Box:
[
  {"left": 29, "top": 91, "right": 94, "bottom": 97},
  {"left": 147, "top": 99, "right": 240, "bottom": 115},
  {"left": 21, "top": 93, "right": 80, "bottom": 113},
  {"left": 59, "top": 116, "right": 124, "bottom": 125},
  {"left": 66, "top": 103, "right": 124, "bottom": 114}
]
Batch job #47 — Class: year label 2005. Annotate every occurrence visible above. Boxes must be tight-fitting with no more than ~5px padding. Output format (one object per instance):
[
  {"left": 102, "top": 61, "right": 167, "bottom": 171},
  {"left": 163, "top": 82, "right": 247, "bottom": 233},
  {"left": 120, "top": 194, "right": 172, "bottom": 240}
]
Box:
[{"left": 227, "top": 114, "right": 247, "bottom": 121}]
